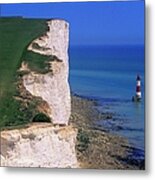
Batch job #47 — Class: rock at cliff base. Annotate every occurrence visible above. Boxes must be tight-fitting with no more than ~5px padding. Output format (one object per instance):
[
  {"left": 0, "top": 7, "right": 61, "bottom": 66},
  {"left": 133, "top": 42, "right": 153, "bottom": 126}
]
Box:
[{"left": 1, "top": 124, "right": 79, "bottom": 168}]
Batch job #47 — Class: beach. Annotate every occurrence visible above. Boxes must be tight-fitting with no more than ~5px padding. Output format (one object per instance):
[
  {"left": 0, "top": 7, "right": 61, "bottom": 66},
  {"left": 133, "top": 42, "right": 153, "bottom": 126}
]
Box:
[{"left": 70, "top": 94, "right": 145, "bottom": 169}]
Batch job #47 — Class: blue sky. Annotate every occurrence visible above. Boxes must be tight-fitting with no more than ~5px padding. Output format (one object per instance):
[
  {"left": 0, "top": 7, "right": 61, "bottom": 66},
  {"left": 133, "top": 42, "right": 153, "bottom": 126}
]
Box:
[{"left": 0, "top": 1, "right": 144, "bottom": 46}]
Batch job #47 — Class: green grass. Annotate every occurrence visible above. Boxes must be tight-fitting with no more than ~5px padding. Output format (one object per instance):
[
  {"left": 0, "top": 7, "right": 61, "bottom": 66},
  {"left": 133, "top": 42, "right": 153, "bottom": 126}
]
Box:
[
  {"left": 22, "top": 50, "right": 53, "bottom": 74},
  {"left": 0, "top": 17, "right": 48, "bottom": 96},
  {"left": 0, "top": 17, "right": 49, "bottom": 128},
  {"left": 0, "top": 94, "right": 35, "bottom": 128}
]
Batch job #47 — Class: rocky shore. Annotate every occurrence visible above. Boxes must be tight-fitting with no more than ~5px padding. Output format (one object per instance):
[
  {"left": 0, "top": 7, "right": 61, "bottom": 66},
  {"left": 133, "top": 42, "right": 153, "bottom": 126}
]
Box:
[{"left": 70, "top": 94, "right": 145, "bottom": 170}]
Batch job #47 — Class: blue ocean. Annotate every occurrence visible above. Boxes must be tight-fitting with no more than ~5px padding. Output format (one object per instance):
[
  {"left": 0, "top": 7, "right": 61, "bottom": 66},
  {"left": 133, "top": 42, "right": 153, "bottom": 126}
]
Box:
[{"left": 69, "top": 45, "right": 145, "bottom": 158}]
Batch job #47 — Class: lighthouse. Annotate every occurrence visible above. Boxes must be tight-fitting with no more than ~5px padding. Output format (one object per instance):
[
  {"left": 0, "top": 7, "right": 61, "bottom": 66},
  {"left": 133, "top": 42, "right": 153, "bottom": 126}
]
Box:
[
  {"left": 132, "top": 75, "right": 142, "bottom": 102},
  {"left": 136, "top": 75, "right": 141, "bottom": 99}
]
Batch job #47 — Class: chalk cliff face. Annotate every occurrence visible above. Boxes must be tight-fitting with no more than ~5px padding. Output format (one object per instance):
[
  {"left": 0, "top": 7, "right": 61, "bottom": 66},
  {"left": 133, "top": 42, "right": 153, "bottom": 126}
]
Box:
[
  {"left": 23, "top": 19, "right": 70, "bottom": 125},
  {"left": 0, "top": 20, "right": 78, "bottom": 168},
  {"left": 1, "top": 124, "right": 78, "bottom": 168}
]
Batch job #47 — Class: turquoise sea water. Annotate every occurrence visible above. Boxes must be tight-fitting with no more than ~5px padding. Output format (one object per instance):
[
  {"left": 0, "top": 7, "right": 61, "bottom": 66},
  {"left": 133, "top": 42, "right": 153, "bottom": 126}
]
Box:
[{"left": 69, "top": 45, "right": 145, "bottom": 158}]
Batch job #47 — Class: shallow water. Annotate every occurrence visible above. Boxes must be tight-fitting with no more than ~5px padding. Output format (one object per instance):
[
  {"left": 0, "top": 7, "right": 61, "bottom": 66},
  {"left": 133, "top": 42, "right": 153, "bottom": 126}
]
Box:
[{"left": 69, "top": 45, "right": 145, "bottom": 157}]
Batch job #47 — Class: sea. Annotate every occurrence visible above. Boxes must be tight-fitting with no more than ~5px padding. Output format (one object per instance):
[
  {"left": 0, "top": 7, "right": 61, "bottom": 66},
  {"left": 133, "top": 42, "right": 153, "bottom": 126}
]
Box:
[{"left": 69, "top": 45, "right": 145, "bottom": 160}]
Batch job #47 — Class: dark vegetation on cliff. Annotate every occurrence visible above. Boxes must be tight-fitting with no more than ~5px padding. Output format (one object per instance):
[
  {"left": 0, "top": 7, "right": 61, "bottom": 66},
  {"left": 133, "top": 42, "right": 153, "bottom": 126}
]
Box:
[
  {"left": 21, "top": 50, "right": 52, "bottom": 74},
  {"left": 0, "top": 17, "right": 52, "bottom": 128}
]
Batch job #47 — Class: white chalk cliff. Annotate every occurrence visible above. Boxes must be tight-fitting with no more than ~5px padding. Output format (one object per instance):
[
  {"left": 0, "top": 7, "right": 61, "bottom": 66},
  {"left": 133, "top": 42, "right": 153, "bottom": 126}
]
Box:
[
  {"left": 23, "top": 19, "right": 70, "bottom": 125},
  {"left": 0, "top": 20, "right": 78, "bottom": 168},
  {"left": 1, "top": 124, "right": 78, "bottom": 168}
]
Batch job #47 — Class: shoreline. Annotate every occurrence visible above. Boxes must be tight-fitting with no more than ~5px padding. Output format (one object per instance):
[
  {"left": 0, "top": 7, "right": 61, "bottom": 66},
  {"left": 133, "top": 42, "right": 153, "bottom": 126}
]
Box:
[
  {"left": 70, "top": 94, "right": 145, "bottom": 169},
  {"left": 0, "top": 93, "right": 144, "bottom": 169}
]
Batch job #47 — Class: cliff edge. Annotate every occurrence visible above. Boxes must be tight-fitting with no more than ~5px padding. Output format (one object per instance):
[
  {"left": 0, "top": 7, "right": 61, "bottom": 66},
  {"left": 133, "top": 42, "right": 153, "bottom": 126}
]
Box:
[{"left": 21, "top": 19, "right": 71, "bottom": 125}]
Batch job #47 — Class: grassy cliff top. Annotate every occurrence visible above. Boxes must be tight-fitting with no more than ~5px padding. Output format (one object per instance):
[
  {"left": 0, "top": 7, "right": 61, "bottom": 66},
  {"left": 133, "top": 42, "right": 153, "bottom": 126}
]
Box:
[
  {"left": 0, "top": 17, "right": 48, "bottom": 128},
  {"left": 0, "top": 17, "right": 48, "bottom": 97}
]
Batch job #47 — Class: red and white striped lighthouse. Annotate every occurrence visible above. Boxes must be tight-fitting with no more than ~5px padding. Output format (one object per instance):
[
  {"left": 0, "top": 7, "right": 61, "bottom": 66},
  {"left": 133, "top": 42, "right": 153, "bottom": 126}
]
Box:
[
  {"left": 136, "top": 75, "right": 142, "bottom": 99},
  {"left": 132, "top": 75, "right": 142, "bottom": 102},
  {"left": 136, "top": 75, "right": 141, "bottom": 100}
]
